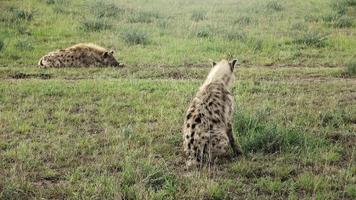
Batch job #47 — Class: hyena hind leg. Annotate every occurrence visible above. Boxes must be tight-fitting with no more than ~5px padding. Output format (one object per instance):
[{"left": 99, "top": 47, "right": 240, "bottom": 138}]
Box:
[{"left": 227, "top": 123, "right": 242, "bottom": 157}]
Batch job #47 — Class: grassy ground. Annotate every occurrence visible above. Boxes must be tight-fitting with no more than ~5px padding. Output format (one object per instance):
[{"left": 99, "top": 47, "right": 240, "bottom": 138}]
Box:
[
  {"left": 0, "top": 0, "right": 356, "bottom": 199},
  {"left": 0, "top": 0, "right": 355, "bottom": 66}
]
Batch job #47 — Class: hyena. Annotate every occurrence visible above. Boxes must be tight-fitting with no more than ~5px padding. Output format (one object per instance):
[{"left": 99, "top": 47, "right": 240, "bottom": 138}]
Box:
[
  {"left": 38, "top": 43, "right": 122, "bottom": 67},
  {"left": 183, "top": 59, "right": 241, "bottom": 167}
]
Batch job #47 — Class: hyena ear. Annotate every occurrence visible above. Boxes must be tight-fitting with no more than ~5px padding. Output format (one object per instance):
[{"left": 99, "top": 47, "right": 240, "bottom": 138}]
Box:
[
  {"left": 229, "top": 59, "right": 238, "bottom": 71},
  {"left": 103, "top": 51, "right": 110, "bottom": 58},
  {"left": 209, "top": 59, "right": 217, "bottom": 67}
]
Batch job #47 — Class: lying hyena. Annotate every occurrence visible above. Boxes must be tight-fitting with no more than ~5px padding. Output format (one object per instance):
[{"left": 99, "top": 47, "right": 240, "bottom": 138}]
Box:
[
  {"left": 38, "top": 43, "right": 122, "bottom": 67},
  {"left": 183, "top": 59, "right": 242, "bottom": 167}
]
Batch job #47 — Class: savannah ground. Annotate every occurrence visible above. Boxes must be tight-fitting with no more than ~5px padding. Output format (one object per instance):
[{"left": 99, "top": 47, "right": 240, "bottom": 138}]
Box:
[{"left": 0, "top": 0, "right": 355, "bottom": 199}]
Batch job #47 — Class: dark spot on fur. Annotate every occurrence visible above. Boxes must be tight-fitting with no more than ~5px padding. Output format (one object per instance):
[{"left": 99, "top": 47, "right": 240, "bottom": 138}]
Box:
[
  {"left": 191, "top": 131, "right": 195, "bottom": 138},
  {"left": 203, "top": 143, "right": 208, "bottom": 154},
  {"left": 212, "top": 119, "right": 219, "bottom": 124},
  {"left": 186, "top": 135, "right": 189, "bottom": 139},
  {"left": 209, "top": 124, "right": 213, "bottom": 130},
  {"left": 191, "top": 124, "right": 196, "bottom": 129},
  {"left": 222, "top": 95, "right": 227, "bottom": 102},
  {"left": 190, "top": 138, "right": 194, "bottom": 144},
  {"left": 186, "top": 123, "right": 190, "bottom": 128},
  {"left": 226, "top": 77, "right": 230, "bottom": 84},
  {"left": 186, "top": 113, "right": 192, "bottom": 120},
  {"left": 193, "top": 146, "right": 198, "bottom": 152},
  {"left": 195, "top": 117, "right": 201, "bottom": 124},
  {"left": 208, "top": 110, "right": 213, "bottom": 115},
  {"left": 196, "top": 154, "right": 201, "bottom": 162}
]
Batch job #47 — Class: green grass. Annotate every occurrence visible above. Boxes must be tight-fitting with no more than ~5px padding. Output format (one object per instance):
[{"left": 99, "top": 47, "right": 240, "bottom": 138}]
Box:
[
  {"left": 346, "top": 59, "right": 356, "bottom": 77},
  {"left": 0, "top": 0, "right": 355, "bottom": 66},
  {"left": 0, "top": 66, "right": 355, "bottom": 199},
  {"left": 122, "top": 30, "right": 149, "bottom": 45},
  {"left": 0, "top": 0, "right": 355, "bottom": 199}
]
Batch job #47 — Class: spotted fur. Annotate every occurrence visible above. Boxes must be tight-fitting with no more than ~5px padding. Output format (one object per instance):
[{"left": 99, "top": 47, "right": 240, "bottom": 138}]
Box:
[
  {"left": 183, "top": 59, "right": 241, "bottom": 167},
  {"left": 38, "top": 43, "right": 122, "bottom": 68}
]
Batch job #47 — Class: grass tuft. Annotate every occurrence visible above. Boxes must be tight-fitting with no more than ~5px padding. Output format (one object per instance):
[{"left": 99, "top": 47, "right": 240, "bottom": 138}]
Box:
[
  {"left": 266, "top": 1, "right": 284, "bottom": 11},
  {"left": 45, "top": 0, "right": 67, "bottom": 4},
  {"left": 256, "top": 177, "right": 282, "bottom": 194},
  {"left": 334, "top": 16, "right": 353, "bottom": 28},
  {"left": 293, "top": 32, "right": 328, "bottom": 48},
  {"left": 206, "top": 183, "right": 230, "bottom": 200},
  {"left": 304, "top": 15, "right": 320, "bottom": 23},
  {"left": 191, "top": 10, "right": 206, "bottom": 22},
  {"left": 234, "top": 110, "right": 306, "bottom": 154},
  {"left": 128, "top": 11, "right": 160, "bottom": 23},
  {"left": 249, "top": 38, "right": 264, "bottom": 52},
  {"left": 345, "top": 59, "right": 356, "bottom": 76},
  {"left": 225, "top": 31, "right": 247, "bottom": 41},
  {"left": 15, "top": 39, "right": 33, "bottom": 50},
  {"left": 122, "top": 30, "right": 149, "bottom": 45},
  {"left": 11, "top": 8, "right": 34, "bottom": 21},
  {"left": 80, "top": 19, "right": 112, "bottom": 32},
  {"left": 90, "top": 1, "right": 125, "bottom": 18},
  {"left": 290, "top": 22, "right": 307, "bottom": 30},
  {"left": 196, "top": 29, "right": 210, "bottom": 38},
  {"left": 332, "top": 0, "right": 356, "bottom": 16},
  {"left": 0, "top": 39, "right": 4, "bottom": 51},
  {"left": 345, "top": 184, "right": 356, "bottom": 198},
  {"left": 234, "top": 16, "right": 252, "bottom": 25}
]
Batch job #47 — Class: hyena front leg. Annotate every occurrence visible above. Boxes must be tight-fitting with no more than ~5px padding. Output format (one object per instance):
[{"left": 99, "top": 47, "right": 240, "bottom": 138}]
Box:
[{"left": 227, "top": 123, "right": 242, "bottom": 157}]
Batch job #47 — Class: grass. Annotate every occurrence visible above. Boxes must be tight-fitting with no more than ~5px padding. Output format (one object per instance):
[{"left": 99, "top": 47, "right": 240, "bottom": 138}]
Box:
[
  {"left": 122, "top": 30, "right": 149, "bottom": 45},
  {"left": 0, "top": 0, "right": 355, "bottom": 66},
  {"left": 293, "top": 31, "right": 328, "bottom": 48},
  {"left": 266, "top": 1, "right": 284, "bottom": 12},
  {"left": 334, "top": 17, "right": 354, "bottom": 28},
  {"left": 346, "top": 59, "right": 356, "bottom": 76},
  {"left": 80, "top": 19, "right": 112, "bottom": 32},
  {"left": 0, "top": 66, "right": 355, "bottom": 199},
  {"left": 0, "top": 40, "right": 4, "bottom": 51},
  {"left": 127, "top": 11, "right": 160, "bottom": 24},
  {"left": 0, "top": 0, "right": 355, "bottom": 199},
  {"left": 191, "top": 10, "right": 206, "bottom": 22},
  {"left": 90, "top": 1, "right": 125, "bottom": 18}
]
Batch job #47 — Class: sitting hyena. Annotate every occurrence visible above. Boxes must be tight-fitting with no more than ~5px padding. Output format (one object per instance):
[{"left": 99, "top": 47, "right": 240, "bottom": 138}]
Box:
[
  {"left": 38, "top": 43, "right": 122, "bottom": 67},
  {"left": 183, "top": 59, "right": 241, "bottom": 167}
]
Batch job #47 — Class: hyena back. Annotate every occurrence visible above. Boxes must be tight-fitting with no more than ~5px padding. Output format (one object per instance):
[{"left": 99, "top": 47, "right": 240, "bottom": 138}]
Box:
[{"left": 38, "top": 43, "right": 122, "bottom": 68}]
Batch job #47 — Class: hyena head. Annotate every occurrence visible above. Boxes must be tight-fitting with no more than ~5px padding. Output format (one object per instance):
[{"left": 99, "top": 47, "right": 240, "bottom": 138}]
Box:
[
  {"left": 101, "top": 50, "right": 121, "bottom": 67},
  {"left": 205, "top": 59, "right": 238, "bottom": 89}
]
